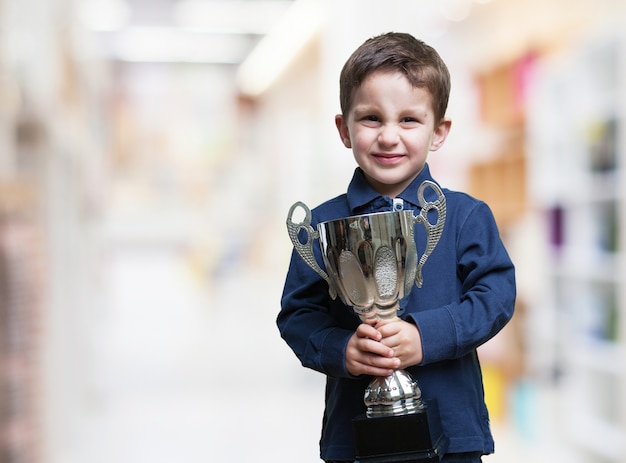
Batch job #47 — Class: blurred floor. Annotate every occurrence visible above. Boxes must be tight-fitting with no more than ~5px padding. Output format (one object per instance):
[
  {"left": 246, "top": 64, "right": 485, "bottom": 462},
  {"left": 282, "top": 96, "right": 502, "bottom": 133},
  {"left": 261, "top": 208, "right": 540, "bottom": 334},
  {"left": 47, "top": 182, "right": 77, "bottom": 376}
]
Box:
[{"left": 71, "top": 243, "right": 325, "bottom": 463}]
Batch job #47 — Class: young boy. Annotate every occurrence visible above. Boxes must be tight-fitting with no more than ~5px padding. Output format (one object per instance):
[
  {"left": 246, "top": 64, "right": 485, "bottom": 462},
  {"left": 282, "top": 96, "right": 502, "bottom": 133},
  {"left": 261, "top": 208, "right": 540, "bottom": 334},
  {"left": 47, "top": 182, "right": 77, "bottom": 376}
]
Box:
[{"left": 278, "top": 32, "right": 516, "bottom": 463}]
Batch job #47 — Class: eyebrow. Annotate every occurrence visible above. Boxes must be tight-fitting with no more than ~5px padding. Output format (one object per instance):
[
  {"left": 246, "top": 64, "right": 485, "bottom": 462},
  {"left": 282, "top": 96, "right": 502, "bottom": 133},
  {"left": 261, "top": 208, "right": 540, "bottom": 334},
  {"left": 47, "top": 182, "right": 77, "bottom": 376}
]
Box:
[{"left": 351, "top": 103, "right": 432, "bottom": 116}]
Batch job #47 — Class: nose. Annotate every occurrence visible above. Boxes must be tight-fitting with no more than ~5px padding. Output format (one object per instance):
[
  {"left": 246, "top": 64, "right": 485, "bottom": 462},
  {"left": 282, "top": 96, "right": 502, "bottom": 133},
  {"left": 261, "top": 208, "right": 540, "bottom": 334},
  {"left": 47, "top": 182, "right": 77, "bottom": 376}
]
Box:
[{"left": 378, "top": 124, "right": 400, "bottom": 147}]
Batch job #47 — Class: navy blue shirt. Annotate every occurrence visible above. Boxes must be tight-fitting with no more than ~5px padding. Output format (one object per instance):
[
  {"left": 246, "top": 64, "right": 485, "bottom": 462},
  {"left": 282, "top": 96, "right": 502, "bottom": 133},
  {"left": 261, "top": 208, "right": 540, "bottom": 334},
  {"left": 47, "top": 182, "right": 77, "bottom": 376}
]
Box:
[{"left": 278, "top": 165, "right": 516, "bottom": 461}]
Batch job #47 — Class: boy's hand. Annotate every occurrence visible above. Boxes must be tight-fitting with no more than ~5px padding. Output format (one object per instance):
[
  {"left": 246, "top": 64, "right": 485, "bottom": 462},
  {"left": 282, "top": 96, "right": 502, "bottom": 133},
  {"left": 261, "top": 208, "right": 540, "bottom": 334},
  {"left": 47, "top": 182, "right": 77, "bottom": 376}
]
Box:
[
  {"left": 346, "top": 321, "right": 400, "bottom": 377},
  {"left": 377, "top": 319, "right": 423, "bottom": 369}
]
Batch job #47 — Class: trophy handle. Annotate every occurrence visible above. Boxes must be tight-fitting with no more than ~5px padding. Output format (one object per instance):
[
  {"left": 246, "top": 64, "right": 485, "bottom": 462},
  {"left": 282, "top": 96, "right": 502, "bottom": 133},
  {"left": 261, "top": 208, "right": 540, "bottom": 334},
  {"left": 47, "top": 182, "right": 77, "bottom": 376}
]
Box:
[
  {"left": 286, "top": 202, "right": 338, "bottom": 299},
  {"left": 413, "top": 181, "right": 446, "bottom": 288}
]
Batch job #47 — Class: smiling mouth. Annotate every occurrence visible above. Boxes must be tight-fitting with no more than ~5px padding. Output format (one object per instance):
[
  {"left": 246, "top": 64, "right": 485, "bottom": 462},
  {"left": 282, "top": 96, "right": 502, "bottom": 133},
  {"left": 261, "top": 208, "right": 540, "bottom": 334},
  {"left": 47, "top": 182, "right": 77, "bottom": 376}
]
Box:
[{"left": 373, "top": 153, "right": 404, "bottom": 163}]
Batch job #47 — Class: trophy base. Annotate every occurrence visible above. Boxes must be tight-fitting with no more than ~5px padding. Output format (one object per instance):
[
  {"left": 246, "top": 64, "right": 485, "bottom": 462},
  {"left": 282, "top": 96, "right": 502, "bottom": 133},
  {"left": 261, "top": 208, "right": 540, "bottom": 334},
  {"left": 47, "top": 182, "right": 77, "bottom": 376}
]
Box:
[{"left": 352, "top": 399, "right": 449, "bottom": 463}]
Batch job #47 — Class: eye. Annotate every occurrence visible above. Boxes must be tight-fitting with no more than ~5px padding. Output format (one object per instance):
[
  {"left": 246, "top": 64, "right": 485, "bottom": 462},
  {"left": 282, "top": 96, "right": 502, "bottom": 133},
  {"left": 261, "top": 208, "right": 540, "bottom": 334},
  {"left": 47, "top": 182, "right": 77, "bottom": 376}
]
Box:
[{"left": 360, "top": 114, "right": 381, "bottom": 127}]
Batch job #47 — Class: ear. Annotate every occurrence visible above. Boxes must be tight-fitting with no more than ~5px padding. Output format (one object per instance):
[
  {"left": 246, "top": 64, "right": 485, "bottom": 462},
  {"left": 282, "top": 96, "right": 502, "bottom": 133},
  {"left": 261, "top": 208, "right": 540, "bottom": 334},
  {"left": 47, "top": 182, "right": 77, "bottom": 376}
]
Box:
[
  {"left": 335, "top": 114, "right": 352, "bottom": 148},
  {"left": 430, "top": 118, "right": 452, "bottom": 152}
]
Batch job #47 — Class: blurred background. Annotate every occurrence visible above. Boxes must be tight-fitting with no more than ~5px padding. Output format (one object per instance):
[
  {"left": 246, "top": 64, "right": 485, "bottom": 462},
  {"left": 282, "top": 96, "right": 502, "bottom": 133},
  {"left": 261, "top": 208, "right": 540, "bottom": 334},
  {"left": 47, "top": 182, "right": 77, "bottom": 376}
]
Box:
[{"left": 0, "top": 0, "right": 625, "bottom": 462}]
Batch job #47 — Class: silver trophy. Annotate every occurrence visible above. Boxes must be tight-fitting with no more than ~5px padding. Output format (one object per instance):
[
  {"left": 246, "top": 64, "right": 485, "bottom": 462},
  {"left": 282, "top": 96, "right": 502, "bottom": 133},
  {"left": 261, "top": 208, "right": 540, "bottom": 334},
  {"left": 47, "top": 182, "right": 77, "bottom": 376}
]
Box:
[{"left": 286, "top": 181, "right": 445, "bottom": 418}]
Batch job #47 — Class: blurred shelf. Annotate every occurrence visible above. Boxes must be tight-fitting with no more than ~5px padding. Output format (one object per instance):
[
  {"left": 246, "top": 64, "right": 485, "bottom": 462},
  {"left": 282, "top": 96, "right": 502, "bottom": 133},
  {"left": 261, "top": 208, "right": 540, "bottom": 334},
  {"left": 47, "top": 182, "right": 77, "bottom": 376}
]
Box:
[
  {"left": 566, "top": 340, "right": 624, "bottom": 375},
  {"left": 526, "top": 26, "right": 626, "bottom": 463}
]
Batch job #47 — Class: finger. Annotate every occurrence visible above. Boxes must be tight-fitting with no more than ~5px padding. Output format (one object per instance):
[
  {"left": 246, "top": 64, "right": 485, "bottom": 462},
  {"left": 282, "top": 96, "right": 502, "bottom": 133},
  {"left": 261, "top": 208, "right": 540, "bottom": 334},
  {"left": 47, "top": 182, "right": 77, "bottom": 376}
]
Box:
[
  {"left": 366, "top": 353, "right": 400, "bottom": 370},
  {"left": 363, "top": 318, "right": 379, "bottom": 327},
  {"left": 353, "top": 354, "right": 400, "bottom": 376},
  {"left": 354, "top": 362, "right": 396, "bottom": 377},
  {"left": 356, "top": 337, "right": 395, "bottom": 358},
  {"left": 379, "top": 336, "right": 399, "bottom": 352},
  {"left": 356, "top": 323, "right": 382, "bottom": 341},
  {"left": 377, "top": 321, "right": 402, "bottom": 338}
]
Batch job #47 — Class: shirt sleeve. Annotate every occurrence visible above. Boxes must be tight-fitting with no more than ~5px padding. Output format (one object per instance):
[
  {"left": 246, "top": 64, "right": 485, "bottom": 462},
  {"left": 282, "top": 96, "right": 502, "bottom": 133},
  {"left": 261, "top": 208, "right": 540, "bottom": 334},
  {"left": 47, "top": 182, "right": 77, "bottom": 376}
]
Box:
[
  {"left": 408, "top": 200, "right": 516, "bottom": 365},
  {"left": 278, "top": 249, "right": 359, "bottom": 379}
]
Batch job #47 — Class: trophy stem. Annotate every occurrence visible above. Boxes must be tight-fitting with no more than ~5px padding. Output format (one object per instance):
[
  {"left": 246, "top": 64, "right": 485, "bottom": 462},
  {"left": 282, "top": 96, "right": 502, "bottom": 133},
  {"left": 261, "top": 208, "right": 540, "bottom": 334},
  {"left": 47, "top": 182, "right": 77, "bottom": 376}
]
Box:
[
  {"left": 355, "top": 304, "right": 401, "bottom": 323},
  {"left": 357, "top": 310, "right": 426, "bottom": 418}
]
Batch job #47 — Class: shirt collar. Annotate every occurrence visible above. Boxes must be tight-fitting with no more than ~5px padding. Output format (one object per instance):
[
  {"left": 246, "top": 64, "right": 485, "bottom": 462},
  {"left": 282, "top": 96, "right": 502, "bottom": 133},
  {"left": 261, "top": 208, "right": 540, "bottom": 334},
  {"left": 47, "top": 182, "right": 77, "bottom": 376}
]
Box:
[{"left": 346, "top": 164, "right": 438, "bottom": 214}]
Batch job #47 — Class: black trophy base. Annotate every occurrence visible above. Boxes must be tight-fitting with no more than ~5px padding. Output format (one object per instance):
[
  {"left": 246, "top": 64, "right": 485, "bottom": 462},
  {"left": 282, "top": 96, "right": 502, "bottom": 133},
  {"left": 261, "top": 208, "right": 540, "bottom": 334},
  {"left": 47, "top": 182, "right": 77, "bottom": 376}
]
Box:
[{"left": 352, "top": 399, "right": 449, "bottom": 463}]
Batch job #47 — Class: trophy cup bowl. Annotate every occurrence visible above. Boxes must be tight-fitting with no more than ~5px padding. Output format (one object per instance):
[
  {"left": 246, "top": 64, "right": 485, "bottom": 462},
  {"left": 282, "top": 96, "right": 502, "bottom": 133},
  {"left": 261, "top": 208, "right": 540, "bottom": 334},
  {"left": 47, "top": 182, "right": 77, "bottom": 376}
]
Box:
[{"left": 286, "top": 181, "right": 449, "bottom": 462}]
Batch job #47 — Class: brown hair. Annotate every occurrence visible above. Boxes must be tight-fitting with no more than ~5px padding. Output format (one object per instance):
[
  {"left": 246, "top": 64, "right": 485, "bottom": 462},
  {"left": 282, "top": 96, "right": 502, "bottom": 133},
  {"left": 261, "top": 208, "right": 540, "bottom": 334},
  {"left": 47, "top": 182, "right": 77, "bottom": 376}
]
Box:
[{"left": 339, "top": 32, "right": 451, "bottom": 123}]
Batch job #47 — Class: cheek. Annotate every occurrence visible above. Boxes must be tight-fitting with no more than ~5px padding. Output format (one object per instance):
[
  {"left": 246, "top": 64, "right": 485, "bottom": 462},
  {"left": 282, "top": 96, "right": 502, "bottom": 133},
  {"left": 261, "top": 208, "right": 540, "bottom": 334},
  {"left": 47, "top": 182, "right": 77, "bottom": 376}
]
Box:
[
  {"left": 408, "top": 133, "right": 432, "bottom": 150},
  {"left": 352, "top": 129, "right": 374, "bottom": 148},
  {"left": 352, "top": 137, "right": 371, "bottom": 154}
]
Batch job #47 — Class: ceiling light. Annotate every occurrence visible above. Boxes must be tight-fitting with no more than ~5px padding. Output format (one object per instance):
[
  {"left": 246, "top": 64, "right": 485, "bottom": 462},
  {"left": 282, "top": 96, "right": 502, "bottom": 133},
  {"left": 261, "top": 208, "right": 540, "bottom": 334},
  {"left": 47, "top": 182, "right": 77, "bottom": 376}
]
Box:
[
  {"left": 174, "top": 0, "right": 293, "bottom": 34},
  {"left": 236, "top": 0, "right": 327, "bottom": 97},
  {"left": 77, "top": 0, "right": 131, "bottom": 32},
  {"left": 106, "top": 27, "right": 255, "bottom": 63}
]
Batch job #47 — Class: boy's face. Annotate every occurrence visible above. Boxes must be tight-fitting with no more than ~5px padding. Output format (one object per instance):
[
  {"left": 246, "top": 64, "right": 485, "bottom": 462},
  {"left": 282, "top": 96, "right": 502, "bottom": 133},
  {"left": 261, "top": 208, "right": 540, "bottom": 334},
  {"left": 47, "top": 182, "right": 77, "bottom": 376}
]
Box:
[{"left": 335, "top": 71, "right": 450, "bottom": 198}]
